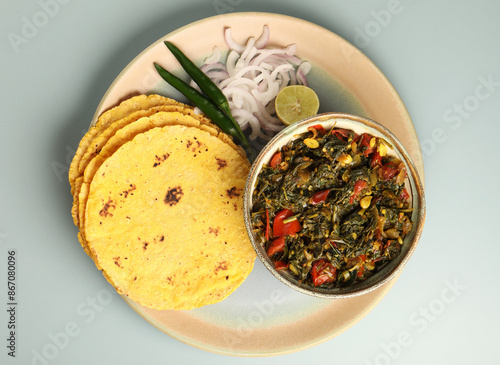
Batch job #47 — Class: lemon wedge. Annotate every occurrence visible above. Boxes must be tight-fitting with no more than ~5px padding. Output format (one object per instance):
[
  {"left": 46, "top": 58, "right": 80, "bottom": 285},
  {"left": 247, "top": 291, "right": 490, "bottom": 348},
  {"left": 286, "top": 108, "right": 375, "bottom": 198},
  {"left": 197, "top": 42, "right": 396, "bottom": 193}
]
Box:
[{"left": 275, "top": 85, "right": 320, "bottom": 126}]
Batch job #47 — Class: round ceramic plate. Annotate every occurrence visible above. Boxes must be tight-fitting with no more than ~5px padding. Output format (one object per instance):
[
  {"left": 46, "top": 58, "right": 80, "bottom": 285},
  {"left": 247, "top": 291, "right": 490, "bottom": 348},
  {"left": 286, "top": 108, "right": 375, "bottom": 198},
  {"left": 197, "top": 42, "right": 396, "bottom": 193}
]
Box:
[{"left": 92, "top": 12, "right": 424, "bottom": 356}]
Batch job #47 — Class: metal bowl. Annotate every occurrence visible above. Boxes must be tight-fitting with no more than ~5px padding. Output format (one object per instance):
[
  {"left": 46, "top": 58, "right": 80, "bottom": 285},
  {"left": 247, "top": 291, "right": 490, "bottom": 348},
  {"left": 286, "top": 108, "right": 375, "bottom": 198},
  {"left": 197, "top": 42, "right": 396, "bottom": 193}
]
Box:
[{"left": 243, "top": 113, "right": 426, "bottom": 298}]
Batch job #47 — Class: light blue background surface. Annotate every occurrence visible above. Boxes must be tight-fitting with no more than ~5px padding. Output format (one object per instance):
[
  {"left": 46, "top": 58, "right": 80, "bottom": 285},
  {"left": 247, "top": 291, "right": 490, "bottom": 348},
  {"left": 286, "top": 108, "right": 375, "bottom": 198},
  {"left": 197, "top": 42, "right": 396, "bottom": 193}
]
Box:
[{"left": 1, "top": 0, "right": 499, "bottom": 364}]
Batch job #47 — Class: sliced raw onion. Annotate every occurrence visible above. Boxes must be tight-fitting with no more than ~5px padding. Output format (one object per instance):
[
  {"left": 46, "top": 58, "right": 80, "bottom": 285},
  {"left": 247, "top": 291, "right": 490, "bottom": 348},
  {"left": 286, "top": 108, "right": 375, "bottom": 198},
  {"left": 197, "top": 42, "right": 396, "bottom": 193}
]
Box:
[
  {"left": 254, "top": 25, "right": 270, "bottom": 49},
  {"left": 232, "top": 108, "right": 261, "bottom": 140},
  {"left": 200, "top": 26, "right": 311, "bottom": 141},
  {"left": 224, "top": 28, "right": 246, "bottom": 53}
]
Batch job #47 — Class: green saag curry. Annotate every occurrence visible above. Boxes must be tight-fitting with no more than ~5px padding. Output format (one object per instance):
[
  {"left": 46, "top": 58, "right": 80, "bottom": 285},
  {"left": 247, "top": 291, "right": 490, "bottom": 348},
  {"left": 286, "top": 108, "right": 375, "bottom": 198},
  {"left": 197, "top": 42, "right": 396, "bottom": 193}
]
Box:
[{"left": 251, "top": 124, "right": 413, "bottom": 288}]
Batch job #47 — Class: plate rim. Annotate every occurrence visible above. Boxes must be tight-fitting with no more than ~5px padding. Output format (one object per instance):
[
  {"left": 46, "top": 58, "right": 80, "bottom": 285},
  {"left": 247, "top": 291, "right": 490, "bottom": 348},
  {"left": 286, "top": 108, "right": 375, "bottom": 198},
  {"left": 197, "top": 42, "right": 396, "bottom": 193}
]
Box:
[{"left": 90, "top": 11, "right": 425, "bottom": 356}]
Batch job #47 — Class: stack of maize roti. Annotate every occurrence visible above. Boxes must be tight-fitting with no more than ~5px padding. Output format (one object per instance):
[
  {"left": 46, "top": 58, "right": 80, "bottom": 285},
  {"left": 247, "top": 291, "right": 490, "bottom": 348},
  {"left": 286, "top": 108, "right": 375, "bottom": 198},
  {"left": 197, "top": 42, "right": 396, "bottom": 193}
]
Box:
[{"left": 68, "top": 94, "right": 255, "bottom": 310}]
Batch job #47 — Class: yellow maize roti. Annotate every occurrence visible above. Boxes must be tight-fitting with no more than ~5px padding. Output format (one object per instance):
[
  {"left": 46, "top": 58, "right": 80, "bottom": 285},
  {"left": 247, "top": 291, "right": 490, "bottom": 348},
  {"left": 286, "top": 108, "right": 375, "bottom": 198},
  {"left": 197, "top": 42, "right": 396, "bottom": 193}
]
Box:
[
  {"left": 77, "top": 104, "right": 225, "bottom": 178},
  {"left": 71, "top": 101, "right": 246, "bottom": 227},
  {"left": 74, "top": 112, "right": 212, "bottom": 267},
  {"left": 69, "top": 94, "right": 182, "bottom": 193},
  {"left": 84, "top": 124, "right": 255, "bottom": 310},
  {"left": 74, "top": 111, "right": 247, "bottom": 239},
  {"left": 76, "top": 112, "right": 200, "bottom": 230}
]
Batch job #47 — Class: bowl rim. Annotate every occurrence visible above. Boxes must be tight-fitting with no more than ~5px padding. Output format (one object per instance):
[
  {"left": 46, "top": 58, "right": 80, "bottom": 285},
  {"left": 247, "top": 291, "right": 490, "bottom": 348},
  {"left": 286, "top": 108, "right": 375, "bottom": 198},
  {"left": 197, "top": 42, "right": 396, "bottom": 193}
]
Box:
[{"left": 243, "top": 112, "right": 426, "bottom": 299}]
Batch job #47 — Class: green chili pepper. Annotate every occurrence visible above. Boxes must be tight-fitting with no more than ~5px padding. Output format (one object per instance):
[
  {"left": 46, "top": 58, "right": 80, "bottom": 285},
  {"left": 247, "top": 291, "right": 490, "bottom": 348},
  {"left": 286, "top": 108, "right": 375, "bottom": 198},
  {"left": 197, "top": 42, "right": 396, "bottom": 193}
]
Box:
[
  {"left": 154, "top": 63, "right": 250, "bottom": 152},
  {"left": 163, "top": 41, "right": 246, "bottom": 142}
]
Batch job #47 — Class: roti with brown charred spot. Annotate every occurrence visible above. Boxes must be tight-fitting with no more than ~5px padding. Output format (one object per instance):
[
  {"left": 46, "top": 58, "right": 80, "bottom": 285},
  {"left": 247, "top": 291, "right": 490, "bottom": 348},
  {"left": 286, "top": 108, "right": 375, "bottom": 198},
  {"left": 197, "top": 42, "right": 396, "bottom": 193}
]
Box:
[
  {"left": 74, "top": 111, "right": 247, "bottom": 252},
  {"left": 69, "top": 94, "right": 183, "bottom": 193},
  {"left": 84, "top": 123, "right": 255, "bottom": 310},
  {"left": 70, "top": 99, "right": 247, "bottom": 227}
]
